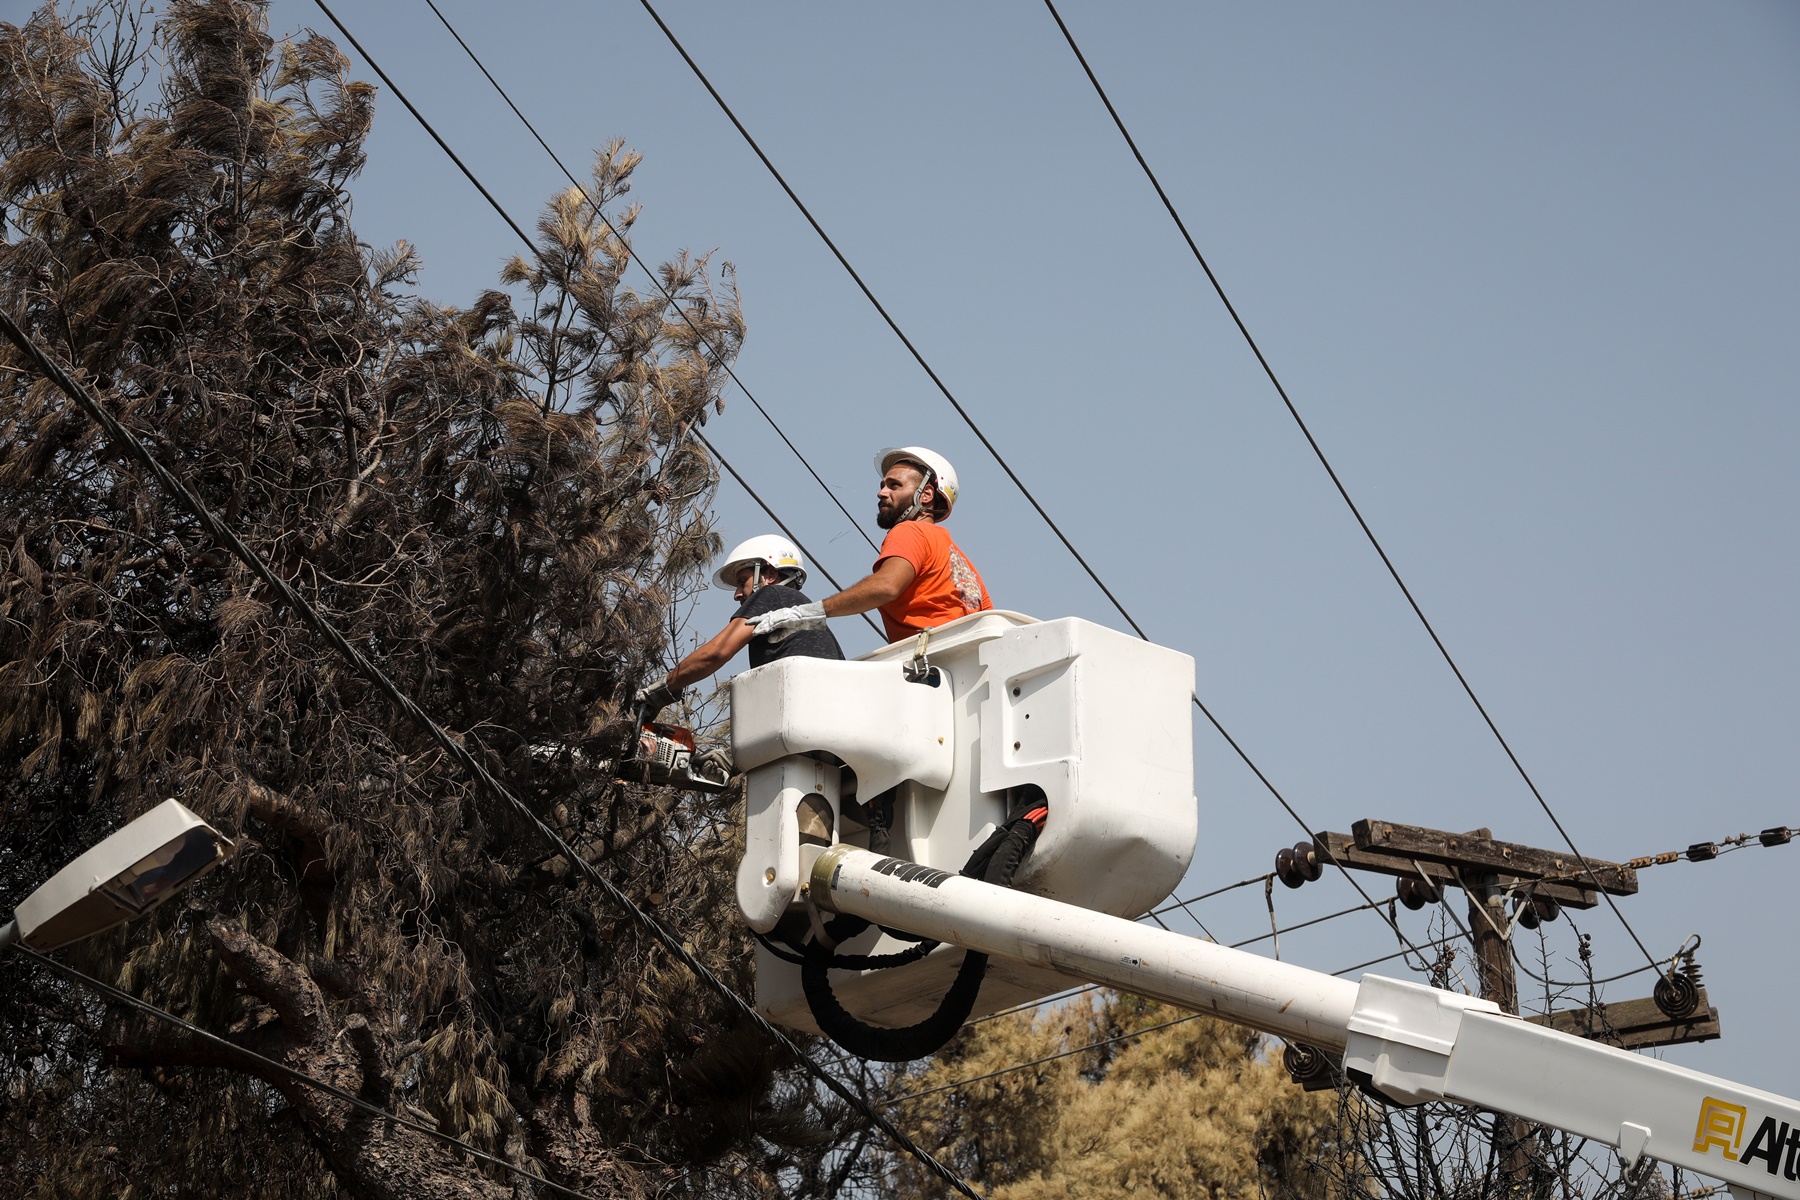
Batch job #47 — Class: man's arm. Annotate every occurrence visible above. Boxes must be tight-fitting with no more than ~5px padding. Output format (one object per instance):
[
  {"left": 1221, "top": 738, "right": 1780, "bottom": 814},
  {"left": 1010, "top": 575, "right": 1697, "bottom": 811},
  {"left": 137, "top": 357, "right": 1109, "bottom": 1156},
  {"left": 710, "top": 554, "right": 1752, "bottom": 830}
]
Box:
[
  {"left": 666, "top": 619, "right": 757, "bottom": 691},
  {"left": 822, "top": 557, "right": 915, "bottom": 617},
  {"left": 750, "top": 557, "right": 918, "bottom": 642}
]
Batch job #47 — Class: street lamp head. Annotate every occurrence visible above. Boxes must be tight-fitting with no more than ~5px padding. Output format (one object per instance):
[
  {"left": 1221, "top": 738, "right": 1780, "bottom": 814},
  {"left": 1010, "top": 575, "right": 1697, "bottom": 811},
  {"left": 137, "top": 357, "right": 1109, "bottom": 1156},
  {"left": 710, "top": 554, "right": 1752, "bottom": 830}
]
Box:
[{"left": 2, "top": 799, "right": 234, "bottom": 953}]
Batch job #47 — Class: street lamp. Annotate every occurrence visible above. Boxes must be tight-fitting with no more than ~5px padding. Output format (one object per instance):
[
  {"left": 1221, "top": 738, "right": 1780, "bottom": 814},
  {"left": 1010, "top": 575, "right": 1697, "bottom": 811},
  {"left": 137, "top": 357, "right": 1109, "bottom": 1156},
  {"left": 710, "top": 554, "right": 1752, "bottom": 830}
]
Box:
[{"left": 0, "top": 799, "right": 235, "bottom": 953}]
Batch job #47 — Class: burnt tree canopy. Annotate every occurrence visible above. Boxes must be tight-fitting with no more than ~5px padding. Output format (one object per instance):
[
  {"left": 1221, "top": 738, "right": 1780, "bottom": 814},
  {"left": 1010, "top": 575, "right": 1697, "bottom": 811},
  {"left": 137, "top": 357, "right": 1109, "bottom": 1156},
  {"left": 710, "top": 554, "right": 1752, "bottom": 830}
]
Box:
[{"left": 0, "top": 3, "right": 836, "bottom": 1196}]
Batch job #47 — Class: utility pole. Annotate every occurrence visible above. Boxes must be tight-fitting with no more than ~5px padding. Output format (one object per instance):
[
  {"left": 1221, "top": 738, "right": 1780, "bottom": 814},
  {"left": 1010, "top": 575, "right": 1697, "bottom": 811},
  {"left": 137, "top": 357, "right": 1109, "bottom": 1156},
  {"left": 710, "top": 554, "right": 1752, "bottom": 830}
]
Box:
[
  {"left": 1274, "top": 819, "right": 1719, "bottom": 1193},
  {"left": 1458, "top": 848, "right": 1518, "bottom": 1013},
  {"left": 1457, "top": 855, "right": 1534, "bottom": 1182}
]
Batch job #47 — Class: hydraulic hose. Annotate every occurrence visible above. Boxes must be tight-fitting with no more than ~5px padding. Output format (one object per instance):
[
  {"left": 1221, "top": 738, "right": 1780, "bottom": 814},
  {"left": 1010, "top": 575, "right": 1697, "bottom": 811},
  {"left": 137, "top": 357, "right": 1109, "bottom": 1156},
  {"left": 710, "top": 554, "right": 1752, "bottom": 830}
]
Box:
[{"left": 801, "top": 811, "right": 1044, "bottom": 1062}]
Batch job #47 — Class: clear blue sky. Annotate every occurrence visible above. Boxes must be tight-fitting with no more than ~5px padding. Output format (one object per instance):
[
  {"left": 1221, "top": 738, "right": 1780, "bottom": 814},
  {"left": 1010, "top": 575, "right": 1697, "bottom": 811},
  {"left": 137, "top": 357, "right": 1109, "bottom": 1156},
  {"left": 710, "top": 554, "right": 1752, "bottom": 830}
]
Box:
[{"left": 253, "top": 0, "right": 1797, "bottom": 1096}]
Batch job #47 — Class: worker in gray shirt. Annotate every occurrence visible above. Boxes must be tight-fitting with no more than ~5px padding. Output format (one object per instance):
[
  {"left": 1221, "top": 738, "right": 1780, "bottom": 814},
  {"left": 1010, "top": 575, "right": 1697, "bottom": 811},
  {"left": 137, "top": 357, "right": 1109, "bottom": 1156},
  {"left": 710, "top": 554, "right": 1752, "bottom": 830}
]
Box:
[{"left": 636, "top": 534, "right": 844, "bottom": 713}]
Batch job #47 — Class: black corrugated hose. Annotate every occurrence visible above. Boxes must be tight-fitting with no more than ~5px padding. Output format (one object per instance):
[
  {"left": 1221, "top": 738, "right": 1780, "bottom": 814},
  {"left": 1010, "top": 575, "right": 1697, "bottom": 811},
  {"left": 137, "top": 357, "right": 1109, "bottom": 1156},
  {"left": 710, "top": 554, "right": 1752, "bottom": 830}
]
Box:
[{"left": 800, "top": 808, "right": 1047, "bottom": 1062}]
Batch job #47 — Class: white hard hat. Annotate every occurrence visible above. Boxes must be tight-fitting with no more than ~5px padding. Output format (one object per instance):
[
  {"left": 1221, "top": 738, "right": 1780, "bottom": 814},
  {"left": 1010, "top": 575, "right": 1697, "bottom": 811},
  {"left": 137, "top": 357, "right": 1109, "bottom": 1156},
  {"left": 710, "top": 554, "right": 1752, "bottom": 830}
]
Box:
[
  {"left": 713, "top": 534, "right": 806, "bottom": 590},
  {"left": 874, "top": 446, "right": 959, "bottom": 516}
]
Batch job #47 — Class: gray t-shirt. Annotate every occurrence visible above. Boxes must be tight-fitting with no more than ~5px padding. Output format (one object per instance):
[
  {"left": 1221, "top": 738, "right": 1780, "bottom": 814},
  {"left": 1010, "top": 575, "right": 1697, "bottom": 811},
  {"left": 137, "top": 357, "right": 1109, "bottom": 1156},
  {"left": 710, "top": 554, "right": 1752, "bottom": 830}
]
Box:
[{"left": 733, "top": 583, "right": 845, "bottom": 668}]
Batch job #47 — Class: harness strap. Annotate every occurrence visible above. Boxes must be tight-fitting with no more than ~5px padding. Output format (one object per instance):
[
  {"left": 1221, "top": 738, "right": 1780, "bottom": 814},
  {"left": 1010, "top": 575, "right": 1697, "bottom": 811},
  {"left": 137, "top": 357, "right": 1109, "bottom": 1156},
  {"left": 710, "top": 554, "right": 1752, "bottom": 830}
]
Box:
[{"left": 904, "top": 628, "right": 933, "bottom": 683}]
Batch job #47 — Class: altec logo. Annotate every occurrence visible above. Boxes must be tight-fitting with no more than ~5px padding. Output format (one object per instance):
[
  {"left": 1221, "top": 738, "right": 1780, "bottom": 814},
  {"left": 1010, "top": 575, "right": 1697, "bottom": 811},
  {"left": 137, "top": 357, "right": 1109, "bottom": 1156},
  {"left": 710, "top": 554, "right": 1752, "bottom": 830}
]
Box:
[
  {"left": 867, "top": 857, "right": 952, "bottom": 889},
  {"left": 1694, "top": 1097, "right": 1800, "bottom": 1181}
]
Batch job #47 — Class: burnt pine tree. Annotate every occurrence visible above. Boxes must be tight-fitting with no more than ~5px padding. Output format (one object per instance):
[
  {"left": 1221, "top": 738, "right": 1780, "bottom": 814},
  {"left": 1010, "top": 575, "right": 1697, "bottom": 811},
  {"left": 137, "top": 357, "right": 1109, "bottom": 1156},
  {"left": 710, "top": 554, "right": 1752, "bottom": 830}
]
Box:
[{"left": 0, "top": 3, "right": 843, "bottom": 1196}]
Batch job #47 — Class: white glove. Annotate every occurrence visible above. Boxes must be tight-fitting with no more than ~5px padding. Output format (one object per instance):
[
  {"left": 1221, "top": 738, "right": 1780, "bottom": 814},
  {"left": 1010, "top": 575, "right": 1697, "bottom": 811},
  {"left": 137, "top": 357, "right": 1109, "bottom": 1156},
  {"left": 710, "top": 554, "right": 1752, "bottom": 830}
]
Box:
[
  {"left": 634, "top": 674, "right": 682, "bottom": 715},
  {"left": 751, "top": 601, "right": 827, "bottom": 644}
]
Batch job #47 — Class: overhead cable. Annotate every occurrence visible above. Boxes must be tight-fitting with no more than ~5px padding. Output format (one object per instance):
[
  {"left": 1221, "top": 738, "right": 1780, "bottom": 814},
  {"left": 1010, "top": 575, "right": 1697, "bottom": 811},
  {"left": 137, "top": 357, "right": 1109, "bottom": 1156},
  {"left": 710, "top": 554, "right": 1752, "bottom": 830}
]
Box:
[
  {"left": 1326, "top": 933, "right": 1463, "bottom": 979},
  {"left": 1227, "top": 896, "right": 1391, "bottom": 953},
  {"left": 402, "top": 0, "right": 1428, "bottom": 974},
  {"left": 1154, "top": 893, "right": 1218, "bottom": 942},
  {"left": 977, "top": 894, "right": 1464, "bottom": 1029},
  {"left": 633, "top": 0, "right": 1432, "bottom": 968},
  {"left": 968, "top": 984, "right": 1094, "bottom": 1028},
  {"left": 418, "top": 0, "right": 880, "bottom": 562},
  {"left": 1181, "top": 698, "right": 1430, "bottom": 956},
  {"left": 696, "top": 426, "right": 882, "bottom": 636},
  {"left": 0, "top": 306, "right": 982, "bottom": 1200},
  {"left": 633, "top": 0, "right": 1147, "bottom": 639},
  {"left": 308, "top": 0, "right": 881, "bottom": 639},
  {"left": 1148, "top": 870, "right": 1274, "bottom": 917},
  {"left": 1512, "top": 934, "right": 1699, "bottom": 991},
  {"left": 1620, "top": 826, "right": 1794, "bottom": 873},
  {"left": 1040, "top": 0, "right": 1666, "bottom": 981}
]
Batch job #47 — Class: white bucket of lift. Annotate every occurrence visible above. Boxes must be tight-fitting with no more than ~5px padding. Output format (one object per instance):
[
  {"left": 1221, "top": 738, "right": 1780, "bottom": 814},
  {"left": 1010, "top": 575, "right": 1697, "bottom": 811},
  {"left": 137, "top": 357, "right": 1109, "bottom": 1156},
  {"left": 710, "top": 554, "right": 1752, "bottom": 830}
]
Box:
[{"left": 731, "top": 610, "right": 1197, "bottom": 1033}]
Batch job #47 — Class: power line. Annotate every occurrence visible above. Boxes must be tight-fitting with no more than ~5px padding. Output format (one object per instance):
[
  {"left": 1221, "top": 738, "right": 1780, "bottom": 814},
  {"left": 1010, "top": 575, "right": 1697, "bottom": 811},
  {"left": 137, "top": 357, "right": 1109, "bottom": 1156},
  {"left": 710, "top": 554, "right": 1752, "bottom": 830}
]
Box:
[
  {"left": 1142, "top": 884, "right": 1395, "bottom": 955},
  {"left": 16, "top": 947, "right": 607, "bottom": 1200},
  {"left": 1226, "top": 897, "right": 1390, "bottom": 952},
  {"left": 967, "top": 984, "right": 1094, "bottom": 1028},
  {"left": 633, "top": 0, "right": 1433, "bottom": 969},
  {"left": 697, "top": 427, "right": 882, "bottom": 637},
  {"left": 1618, "top": 826, "right": 1795, "bottom": 873},
  {"left": 0, "top": 306, "right": 982, "bottom": 1200},
  {"left": 307, "top": 0, "right": 880, "bottom": 640},
  {"left": 1141, "top": 894, "right": 1217, "bottom": 942},
  {"left": 1154, "top": 894, "right": 1219, "bottom": 942},
  {"left": 1512, "top": 935, "right": 1696, "bottom": 991},
  {"left": 633, "top": 0, "right": 1148, "bottom": 640},
  {"left": 977, "top": 894, "right": 1459, "bottom": 1030},
  {"left": 417, "top": 0, "right": 881, "bottom": 566},
  {"left": 699, "top": 429, "right": 845, "bottom": 594},
  {"left": 1149, "top": 870, "right": 1274, "bottom": 917},
  {"left": 1039, "top": 0, "right": 1667, "bottom": 982},
  {"left": 1185, "top": 691, "right": 1431, "bottom": 957},
  {"left": 1329, "top": 935, "right": 1462, "bottom": 979}
]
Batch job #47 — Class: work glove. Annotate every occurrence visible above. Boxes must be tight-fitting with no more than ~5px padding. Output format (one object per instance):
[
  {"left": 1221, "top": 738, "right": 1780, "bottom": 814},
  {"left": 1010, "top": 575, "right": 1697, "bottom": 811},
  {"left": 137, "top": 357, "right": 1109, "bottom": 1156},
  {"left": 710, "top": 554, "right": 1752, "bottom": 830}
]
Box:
[
  {"left": 634, "top": 674, "right": 682, "bottom": 717},
  {"left": 750, "top": 601, "right": 827, "bottom": 644},
  {"left": 693, "top": 747, "right": 734, "bottom": 782}
]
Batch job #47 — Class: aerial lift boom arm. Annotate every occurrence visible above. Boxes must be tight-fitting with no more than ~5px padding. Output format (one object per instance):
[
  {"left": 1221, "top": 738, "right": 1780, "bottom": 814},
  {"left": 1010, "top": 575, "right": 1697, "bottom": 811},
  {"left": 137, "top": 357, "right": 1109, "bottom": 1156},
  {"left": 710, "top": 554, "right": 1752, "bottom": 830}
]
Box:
[{"left": 810, "top": 845, "right": 1800, "bottom": 1200}]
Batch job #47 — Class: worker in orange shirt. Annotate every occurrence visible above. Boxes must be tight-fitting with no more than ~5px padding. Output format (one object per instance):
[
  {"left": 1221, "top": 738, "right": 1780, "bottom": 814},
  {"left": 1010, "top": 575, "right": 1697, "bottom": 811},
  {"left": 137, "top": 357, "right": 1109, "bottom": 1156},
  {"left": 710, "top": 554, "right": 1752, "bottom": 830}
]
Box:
[
  {"left": 752, "top": 446, "right": 991, "bottom": 852},
  {"left": 752, "top": 446, "right": 991, "bottom": 646}
]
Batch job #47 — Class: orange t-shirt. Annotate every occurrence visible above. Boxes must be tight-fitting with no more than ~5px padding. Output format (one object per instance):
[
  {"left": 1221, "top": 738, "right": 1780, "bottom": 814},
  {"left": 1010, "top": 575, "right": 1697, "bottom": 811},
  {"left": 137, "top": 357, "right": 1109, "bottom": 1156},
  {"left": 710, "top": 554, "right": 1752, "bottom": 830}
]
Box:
[{"left": 874, "top": 521, "right": 992, "bottom": 643}]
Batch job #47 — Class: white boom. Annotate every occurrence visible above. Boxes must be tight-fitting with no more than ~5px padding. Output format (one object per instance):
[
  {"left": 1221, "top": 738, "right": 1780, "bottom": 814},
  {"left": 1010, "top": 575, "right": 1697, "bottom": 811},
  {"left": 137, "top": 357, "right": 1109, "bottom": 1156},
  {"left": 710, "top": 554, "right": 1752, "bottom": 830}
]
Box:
[
  {"left": 810, "top": 845, "right": 1800, "bottom": 1200},
  {"left": 732, "top": 614, "right": 1797, "bottom": 1197}
]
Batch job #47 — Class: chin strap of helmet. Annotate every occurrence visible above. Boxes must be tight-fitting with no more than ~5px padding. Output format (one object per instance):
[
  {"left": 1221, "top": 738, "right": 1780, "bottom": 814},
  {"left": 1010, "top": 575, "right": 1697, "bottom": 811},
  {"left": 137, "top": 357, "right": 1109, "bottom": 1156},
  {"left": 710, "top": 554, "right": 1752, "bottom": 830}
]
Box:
[{"left": 899, "top": 467, "right": 936, "bottom": 523}]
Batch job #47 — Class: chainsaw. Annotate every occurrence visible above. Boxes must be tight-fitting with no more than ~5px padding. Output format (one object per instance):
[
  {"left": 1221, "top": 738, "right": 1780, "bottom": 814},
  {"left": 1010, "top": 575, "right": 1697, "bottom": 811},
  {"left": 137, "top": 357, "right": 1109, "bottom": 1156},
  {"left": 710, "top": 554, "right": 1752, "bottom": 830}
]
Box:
[{"left": 611, "top": 704, "right": 733, "bottom": 794}]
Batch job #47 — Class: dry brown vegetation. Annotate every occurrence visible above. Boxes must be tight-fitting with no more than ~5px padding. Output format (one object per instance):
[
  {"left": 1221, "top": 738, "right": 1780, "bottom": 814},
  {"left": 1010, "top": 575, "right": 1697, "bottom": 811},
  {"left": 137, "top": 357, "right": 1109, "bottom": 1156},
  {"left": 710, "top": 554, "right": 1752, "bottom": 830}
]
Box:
[
  {"left": 871, "top": 991, "right": 1352, "bottom": 1200},
  {"left": 0, "top": 3, "right": 844, "bottom": 1196}
]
